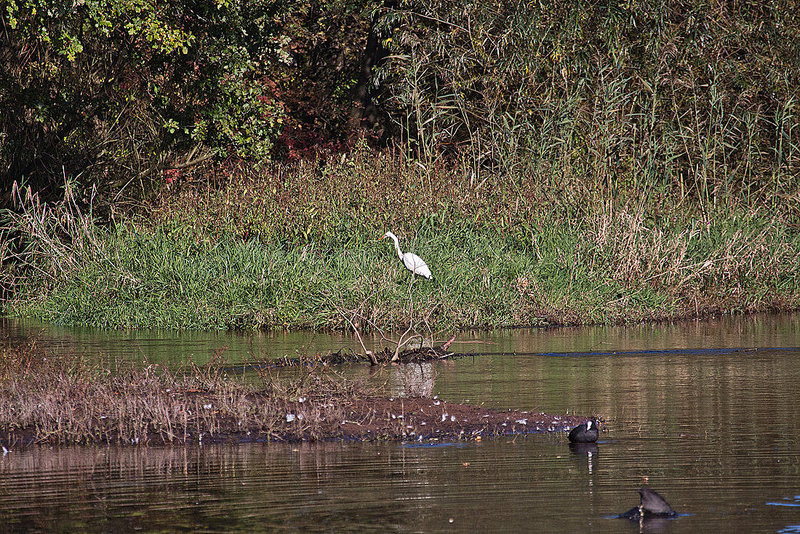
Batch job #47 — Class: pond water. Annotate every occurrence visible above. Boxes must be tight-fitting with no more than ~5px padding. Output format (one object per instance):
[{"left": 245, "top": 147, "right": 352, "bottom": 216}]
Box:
[{"left": 2, "top": 314, "right": 800, "bottom": 532}]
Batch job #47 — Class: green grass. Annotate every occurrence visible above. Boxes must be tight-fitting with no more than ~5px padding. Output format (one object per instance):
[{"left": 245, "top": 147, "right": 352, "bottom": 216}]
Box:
[
  {"left": 9, "top": 224, "right": 529, "bottom": 329},
  {"left": 5, "top": 177, "right": 798, "bottom": 330},
  {"left": 4, "top": 0, "right": 800, "bottom": 332}
]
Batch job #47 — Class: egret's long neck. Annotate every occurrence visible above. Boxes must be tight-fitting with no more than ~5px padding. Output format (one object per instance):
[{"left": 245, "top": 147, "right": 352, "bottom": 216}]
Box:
[{"left": 391, "top": 235, "right": 403, "bottom": 259}]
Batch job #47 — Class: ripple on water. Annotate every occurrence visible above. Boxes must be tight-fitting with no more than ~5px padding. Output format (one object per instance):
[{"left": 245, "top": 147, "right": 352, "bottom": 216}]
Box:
[{"left": 2, "top": 314, "right": 800, "bottom": 531}]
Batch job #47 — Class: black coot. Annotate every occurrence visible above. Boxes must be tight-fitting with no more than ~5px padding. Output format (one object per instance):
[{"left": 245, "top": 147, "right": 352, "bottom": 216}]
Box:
[
  {"left": 568, "top": 419, "right": 599, "bottom": 443},
  {"left": 618, "top": 486, "right": 678, "bottom": 520}
]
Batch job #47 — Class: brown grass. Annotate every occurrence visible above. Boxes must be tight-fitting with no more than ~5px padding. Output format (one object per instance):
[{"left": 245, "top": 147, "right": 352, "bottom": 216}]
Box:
[
  {"left": 0, "top": 337, "right": 583, "bottom": 448},
  {"left": 0, "top": 337, "right": 372, "bottom": 447}
]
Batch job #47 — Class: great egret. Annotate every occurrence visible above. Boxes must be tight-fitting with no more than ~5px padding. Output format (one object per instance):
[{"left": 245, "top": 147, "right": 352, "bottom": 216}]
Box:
[{"left": 382, "top": 231, "right": 432, "bottom": 279}]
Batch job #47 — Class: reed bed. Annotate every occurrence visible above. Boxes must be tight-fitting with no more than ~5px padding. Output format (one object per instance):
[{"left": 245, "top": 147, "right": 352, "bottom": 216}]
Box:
[{"left": 2, "top": 151, "right": 797, "bottom": 330}]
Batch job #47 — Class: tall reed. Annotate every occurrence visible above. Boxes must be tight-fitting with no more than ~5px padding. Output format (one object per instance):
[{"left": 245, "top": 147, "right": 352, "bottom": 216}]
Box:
[
  {"left": 3, "top": 158, "right": 797, "bottom": 331},
  {"left": 378, "top": 0, "right": 800, "bottom": 208}
]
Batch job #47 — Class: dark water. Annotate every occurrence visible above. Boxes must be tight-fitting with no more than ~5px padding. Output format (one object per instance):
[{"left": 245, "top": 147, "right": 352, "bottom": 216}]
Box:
[{"left": 2, "top": 315, "right": 800, "bottom": 532}]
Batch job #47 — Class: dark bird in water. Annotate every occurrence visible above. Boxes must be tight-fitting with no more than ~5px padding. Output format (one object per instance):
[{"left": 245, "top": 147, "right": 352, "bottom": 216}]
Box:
[
  {"left": 618, "top": 486, "right": 678, "bottom": 520},
  {"left": 568, "top": 419, "right": 599, "bottom": 443}
]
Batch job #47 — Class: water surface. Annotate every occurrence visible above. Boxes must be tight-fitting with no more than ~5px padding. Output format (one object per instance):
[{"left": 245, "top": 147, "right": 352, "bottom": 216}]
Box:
[{"left": 2, "top": 314, "right": 800, "bottom": 532}]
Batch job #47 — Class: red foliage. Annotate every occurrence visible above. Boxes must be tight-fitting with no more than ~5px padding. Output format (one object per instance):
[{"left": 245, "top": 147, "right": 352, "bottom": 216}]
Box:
[{"left": 162, "top": 168, "right": 182, "bottom": 184}]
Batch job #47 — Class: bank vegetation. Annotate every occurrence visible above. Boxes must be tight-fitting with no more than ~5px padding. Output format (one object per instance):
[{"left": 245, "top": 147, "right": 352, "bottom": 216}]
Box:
[
  {"left": 2, "top": 1, "right": 799, "bottom": 329},
  {"left": 0, "top": 337, "right": 575, "bottom": 447}
]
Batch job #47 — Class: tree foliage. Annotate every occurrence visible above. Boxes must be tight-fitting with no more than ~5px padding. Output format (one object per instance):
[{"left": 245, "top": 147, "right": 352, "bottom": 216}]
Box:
[
  {"left": 2, "top": 0, "right": 799, "bottom": 200},
  {"left": 1, "top": 0, "right": 290, "bottom": 194}
]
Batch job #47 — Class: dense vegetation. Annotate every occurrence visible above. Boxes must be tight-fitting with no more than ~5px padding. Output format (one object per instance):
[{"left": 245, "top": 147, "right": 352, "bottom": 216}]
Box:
[
  {"left": 4, "top": 1, "right": 799, "bottom": 196},
  {"left": 4, "top": 153, "right": 797, "bottom": 330},
  {"left": 1, "top": 0, "right": 378, "bottom": 195},
  {"left": 2, "top": 1, "right": 799, "bottom": 330}
]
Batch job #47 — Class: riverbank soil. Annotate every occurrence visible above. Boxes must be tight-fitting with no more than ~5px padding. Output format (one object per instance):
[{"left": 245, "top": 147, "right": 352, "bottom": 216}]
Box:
[
  {"left": 0, "top": 394, "right": 589, "bottom": 448},
  {"left": 0, "top": 337, "right": 591, "bottom": 448},
  {"left": 238, "top": 396, "right": 586, "bottom": 444}
]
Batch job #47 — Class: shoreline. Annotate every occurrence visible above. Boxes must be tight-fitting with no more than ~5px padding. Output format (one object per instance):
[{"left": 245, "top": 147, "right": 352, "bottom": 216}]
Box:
[
  {"left": 1, "top": 395, "right": 589, "bottom": 449},
  {"left": 5, "top": 306, "right": 800, "bottom": 331},
  {"left": 0, "top": 337, "right": 593, "bottom": 449}
]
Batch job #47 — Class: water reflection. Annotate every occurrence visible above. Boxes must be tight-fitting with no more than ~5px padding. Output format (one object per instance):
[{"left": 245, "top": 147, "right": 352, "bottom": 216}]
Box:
[
  {"left": 4, "top": 313, "right": 799, "bottom": 367},
  {"left": 390, "top": 362, "right": 437, "bottom": 397},
  {"left": 1, "top": 314, "right": 800, "bottom": 531},
  {"left": 568, "top": 442, "right": 598, "bottom": 484},
  {"left": 0, "top": 440, "right": 620, "bottom": 532}
]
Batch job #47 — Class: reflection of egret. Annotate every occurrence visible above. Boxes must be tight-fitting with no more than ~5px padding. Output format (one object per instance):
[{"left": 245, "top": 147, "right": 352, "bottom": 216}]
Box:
[
  {"left": 391, "top": 362, "right": 435, "bottom": 397},
  {"left": 382, "top": 232, "right": 432, "bottom": 279}
]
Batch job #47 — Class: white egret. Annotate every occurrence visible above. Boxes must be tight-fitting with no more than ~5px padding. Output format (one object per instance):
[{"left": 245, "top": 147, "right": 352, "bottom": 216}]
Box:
[{"left": 381, "top": 231, "right": 432, "bottom": 279}]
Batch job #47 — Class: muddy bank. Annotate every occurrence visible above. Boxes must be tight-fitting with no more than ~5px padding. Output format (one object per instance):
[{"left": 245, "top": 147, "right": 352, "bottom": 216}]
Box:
[
  {"left": 0, "top": 393, "right": 591, "bottom": 448},
  {"left": 220, "top": 396, "right": 589, "bottom": 444},
  {"left": 0, "top": 337, "right": 593, "bottom": 448}
]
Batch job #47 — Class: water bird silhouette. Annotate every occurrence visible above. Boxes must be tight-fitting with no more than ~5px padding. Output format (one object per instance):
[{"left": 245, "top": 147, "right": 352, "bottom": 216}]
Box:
[
  {"left": 618, "top": 486, "right": 678, "bottom": 521},
  {"left": 568, "top": 419, "right": 599, "bottom": 443}
]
